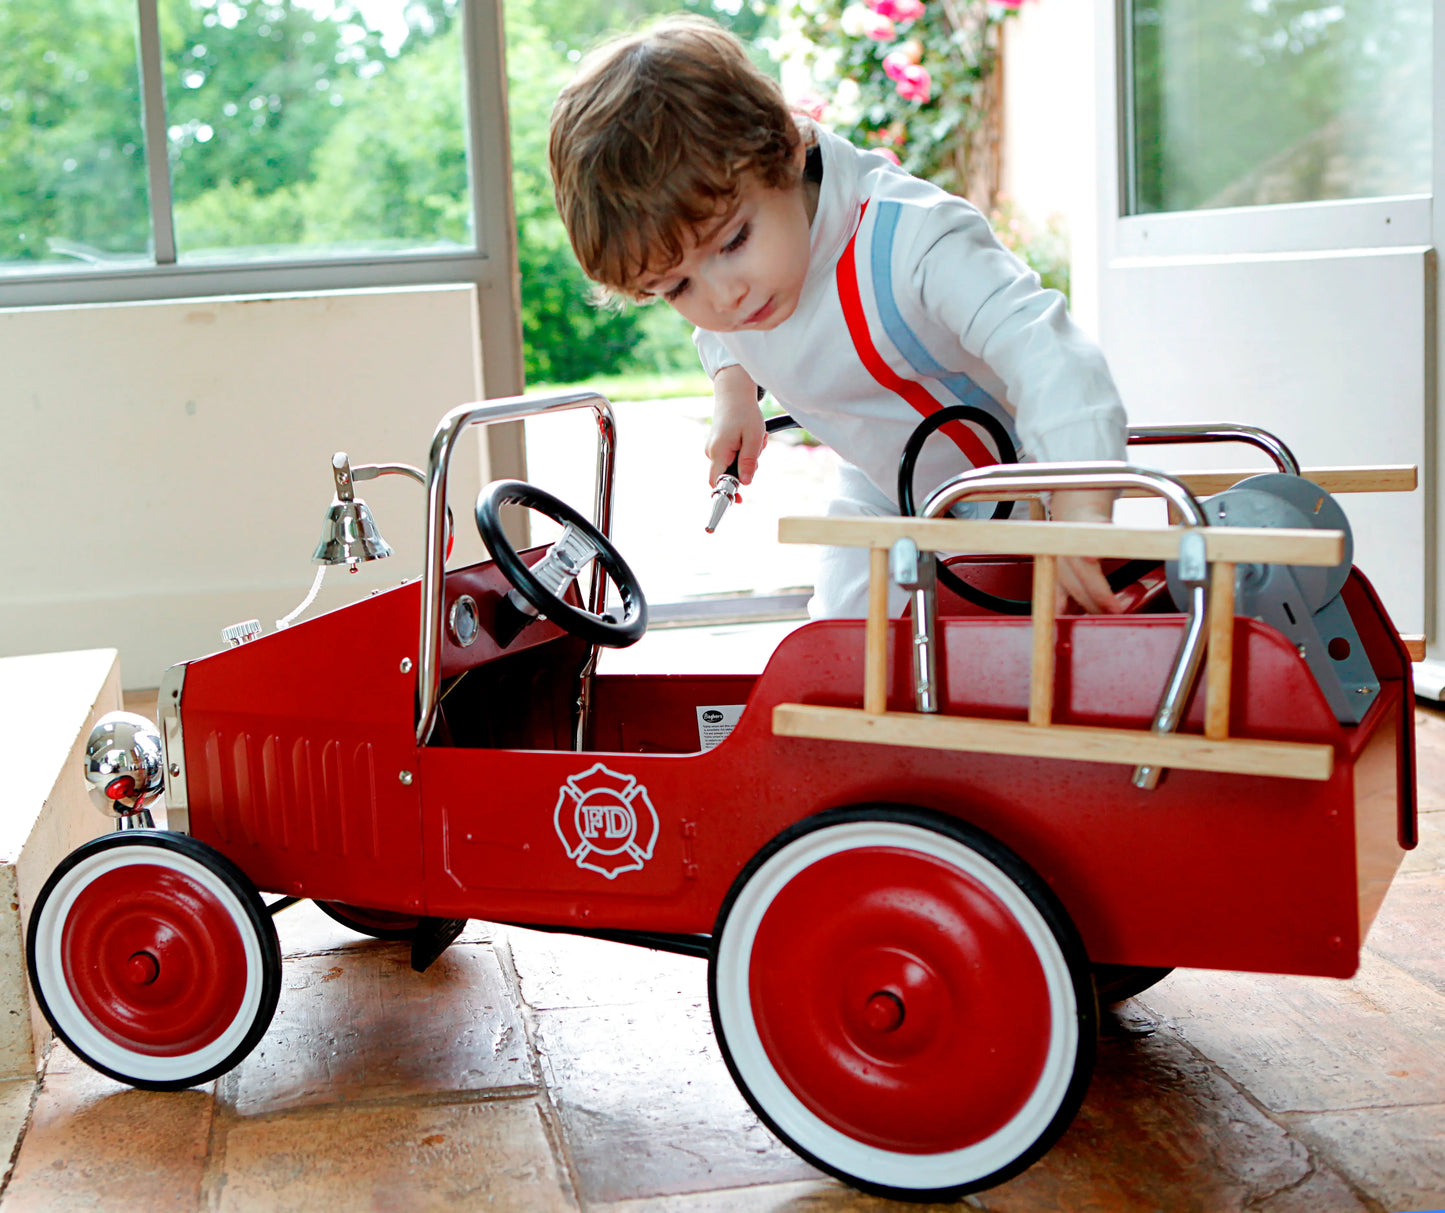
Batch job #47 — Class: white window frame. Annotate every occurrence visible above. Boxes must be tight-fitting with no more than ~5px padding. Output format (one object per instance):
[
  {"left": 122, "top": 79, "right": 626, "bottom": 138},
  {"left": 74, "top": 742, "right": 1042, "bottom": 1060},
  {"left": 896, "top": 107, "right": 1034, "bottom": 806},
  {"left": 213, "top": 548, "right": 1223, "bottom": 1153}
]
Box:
[
  {"left": 1109, "top": 0, "right": 1433, "bottom": 262},
  {"left": 0, "top": 0, "right": 525, "bottom": 471}
]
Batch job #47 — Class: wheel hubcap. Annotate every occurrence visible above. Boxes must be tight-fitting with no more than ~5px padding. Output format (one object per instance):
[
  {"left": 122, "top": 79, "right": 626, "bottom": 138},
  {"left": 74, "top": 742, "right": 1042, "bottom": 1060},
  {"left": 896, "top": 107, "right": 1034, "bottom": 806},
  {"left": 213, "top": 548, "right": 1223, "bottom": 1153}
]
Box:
[
  {"left": 126, "top": 951, "right": 160, "bottom": 986},
  {"left": 61, "top": 863, "right": 249, "bottom": 1056},
  {"left": 747, "top": 844, "right": 1054, "bottom": 1153},
  {"left": 862, "top": 990, "right": 904, "bottom": 1033}
]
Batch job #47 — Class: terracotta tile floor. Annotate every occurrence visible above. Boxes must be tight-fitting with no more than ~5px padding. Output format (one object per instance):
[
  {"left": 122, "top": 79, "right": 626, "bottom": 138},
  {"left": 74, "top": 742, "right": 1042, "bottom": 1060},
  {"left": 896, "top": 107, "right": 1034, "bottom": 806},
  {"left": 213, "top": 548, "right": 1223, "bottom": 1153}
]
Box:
[{"left": 3, "top": 704, "right": 1442, "bottom": 1212}]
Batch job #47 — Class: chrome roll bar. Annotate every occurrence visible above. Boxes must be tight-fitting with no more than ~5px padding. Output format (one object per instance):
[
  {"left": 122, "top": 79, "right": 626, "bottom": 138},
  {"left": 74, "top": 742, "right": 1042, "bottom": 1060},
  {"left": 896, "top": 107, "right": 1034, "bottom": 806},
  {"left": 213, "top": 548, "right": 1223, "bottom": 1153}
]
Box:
[
  {"left": 416, "top": 390, "right": 617, "bottom": 745},
  {"left": 1126, "top": 423, "right": 1301, "bottom": 476},
  {"left": 920, "top": 461, "right": 1210, "bottom": 790}
]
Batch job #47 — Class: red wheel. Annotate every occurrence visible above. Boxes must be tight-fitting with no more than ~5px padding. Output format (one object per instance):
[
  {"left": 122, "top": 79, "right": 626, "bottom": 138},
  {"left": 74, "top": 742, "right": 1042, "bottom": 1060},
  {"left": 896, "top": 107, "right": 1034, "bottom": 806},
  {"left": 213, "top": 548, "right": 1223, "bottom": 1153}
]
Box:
[
  {"left": 26, "top": 833, "right": 280, "bottom": 1090},
  {"left": 315, "top": 901, "right": 422, "bottom": 941},
  {"left": 710, "top": 808, "right": 1095, "bottom": 1201}
]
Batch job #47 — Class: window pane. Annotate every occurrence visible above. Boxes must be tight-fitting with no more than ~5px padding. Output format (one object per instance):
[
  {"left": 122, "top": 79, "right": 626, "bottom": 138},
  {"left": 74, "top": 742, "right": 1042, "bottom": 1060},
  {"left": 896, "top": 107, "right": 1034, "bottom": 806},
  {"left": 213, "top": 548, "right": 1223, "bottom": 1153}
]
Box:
[
  {"left": 0, "top": 0, "right": 152, "bottom": 274},
  {"left": 161, "top": 0, "right": 472, "bottom": 262},
  {"left": 1130, "top": 0, "right": 1431, "bottom": 214}
]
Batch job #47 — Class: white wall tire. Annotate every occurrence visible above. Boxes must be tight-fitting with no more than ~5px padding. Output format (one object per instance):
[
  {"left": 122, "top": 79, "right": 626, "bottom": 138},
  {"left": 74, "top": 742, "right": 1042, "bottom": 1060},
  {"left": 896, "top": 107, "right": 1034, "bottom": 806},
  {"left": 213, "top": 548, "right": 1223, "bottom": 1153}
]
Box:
[
  {"left": 26, "top": 832, "right": 281, "bottom": 1090},
  {"left": 709, "top": 807, "right": 1095, "bottom": 1202}
]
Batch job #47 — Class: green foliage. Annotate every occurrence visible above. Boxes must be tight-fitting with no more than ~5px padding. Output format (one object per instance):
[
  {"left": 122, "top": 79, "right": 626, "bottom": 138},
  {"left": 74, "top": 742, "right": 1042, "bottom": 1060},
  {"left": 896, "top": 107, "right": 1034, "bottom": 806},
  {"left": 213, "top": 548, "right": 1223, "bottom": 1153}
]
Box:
[
  {"left": 505, "top": 0, "right": 646, "bottom": 383},
  {"left": 160, "top": 0, "right": 383, "bottom": 210},
  {"left": 161, "top": 0, "right": 470, "bottom": 252},
  {"left": 1129, "top": 0, "right": 1430, "bottom": 213},
  {"left": 531, "top": 0, "right": 771, "bottom": 59},
  {"left": 0, "top": 0, "right": 753, "bottom": 384},
  {"left": 0, "top": 0, "right": 151, "bottom": 262}
]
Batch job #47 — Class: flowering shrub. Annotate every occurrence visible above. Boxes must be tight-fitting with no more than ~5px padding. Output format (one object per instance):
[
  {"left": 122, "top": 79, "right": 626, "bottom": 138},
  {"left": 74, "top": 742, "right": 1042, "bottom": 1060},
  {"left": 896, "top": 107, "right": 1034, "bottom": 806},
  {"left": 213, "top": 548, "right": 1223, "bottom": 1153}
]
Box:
[{"left": 774, "top": 0, "right": 1033, "bottom": 208}]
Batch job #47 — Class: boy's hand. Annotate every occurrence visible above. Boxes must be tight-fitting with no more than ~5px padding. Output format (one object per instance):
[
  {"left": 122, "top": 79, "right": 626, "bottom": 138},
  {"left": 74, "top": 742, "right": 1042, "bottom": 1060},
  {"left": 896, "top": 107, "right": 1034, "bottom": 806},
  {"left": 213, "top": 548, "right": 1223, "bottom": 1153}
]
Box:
[
  {"left": 1049, "top": 489, "right": 1123, "bottom": 615},
  {"left": 706, "top": 365, "right": 766, "bottom": 498}
]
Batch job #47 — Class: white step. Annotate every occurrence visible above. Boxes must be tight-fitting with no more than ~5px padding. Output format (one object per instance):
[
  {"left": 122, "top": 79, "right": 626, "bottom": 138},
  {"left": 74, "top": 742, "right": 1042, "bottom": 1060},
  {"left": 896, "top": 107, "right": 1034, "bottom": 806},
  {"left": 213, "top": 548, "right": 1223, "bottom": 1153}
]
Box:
[{"left": 0, "top": 649, "right": 120, "bottom": 1077}]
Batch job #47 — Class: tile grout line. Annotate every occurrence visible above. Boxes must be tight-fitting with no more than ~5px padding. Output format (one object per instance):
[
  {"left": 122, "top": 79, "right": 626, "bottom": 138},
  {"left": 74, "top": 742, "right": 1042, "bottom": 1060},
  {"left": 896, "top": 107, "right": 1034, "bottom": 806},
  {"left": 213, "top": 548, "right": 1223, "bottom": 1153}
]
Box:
[
  {"left": 1134, "top": 999, "right": 1391, "bottom": 1213},
  {"left": 0, "top": 1056, "right": 45, "bottom": 1205},
  {"left": 197, "top": 1077, "right": 229, "bottom": 1213},
  {"left": 1276, "top": 1099, "right": 1445, "bottom": 1119},
  {"left": 490, "top": 929, "right": 588, "bottom": 1211}
]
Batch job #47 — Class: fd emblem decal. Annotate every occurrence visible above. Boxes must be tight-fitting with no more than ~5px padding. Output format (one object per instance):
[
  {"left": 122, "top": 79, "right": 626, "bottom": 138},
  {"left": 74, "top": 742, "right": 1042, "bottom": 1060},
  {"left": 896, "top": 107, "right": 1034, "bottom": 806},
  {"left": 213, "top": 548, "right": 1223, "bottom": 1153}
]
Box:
[{"left": 554, "top": 763, "right": 659, "bottom": 879}]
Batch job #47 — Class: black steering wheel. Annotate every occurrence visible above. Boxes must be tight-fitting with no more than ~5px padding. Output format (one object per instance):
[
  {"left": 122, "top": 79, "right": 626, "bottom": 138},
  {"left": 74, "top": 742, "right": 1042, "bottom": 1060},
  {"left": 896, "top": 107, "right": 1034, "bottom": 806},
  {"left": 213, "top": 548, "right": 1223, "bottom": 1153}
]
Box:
[{"left": 475, "top": 479, "right": 647, "bottom": 648}]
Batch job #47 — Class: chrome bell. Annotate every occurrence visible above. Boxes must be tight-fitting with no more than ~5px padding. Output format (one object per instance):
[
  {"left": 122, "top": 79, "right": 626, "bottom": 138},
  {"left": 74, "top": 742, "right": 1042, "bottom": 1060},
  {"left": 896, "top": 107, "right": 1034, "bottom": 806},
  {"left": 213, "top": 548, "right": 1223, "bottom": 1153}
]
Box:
[
  {"left": 313, "top": 452, "right": 393, "bottom": 570},
  {"left": 83, "top": 712, "right": 165, "bottom": 819}
]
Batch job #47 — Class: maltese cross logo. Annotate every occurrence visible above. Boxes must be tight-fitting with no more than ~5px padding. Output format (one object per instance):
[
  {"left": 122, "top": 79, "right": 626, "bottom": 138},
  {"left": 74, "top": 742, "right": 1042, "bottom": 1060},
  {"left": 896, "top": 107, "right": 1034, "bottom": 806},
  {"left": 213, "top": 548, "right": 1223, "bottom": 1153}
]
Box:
[{"left": 554, "top": 763, "right": 659, "bottom": 879}]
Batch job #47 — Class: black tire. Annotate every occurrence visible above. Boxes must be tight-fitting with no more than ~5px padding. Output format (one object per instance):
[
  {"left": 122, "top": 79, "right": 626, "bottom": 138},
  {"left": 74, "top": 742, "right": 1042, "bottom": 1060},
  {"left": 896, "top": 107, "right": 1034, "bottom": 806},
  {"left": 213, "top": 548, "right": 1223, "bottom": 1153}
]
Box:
[
  {"left": 709, "top": 806, "right": 1096, "bottom": 1202},
  {"left": 1093, "top": 964, "right": 1174, "bottom": 1005},
  {"left": 315, "top": 900, "right": 423, "bottom": 941},
  {"left": 26, "top": 831, "right": 281, "bottom": 1091}
]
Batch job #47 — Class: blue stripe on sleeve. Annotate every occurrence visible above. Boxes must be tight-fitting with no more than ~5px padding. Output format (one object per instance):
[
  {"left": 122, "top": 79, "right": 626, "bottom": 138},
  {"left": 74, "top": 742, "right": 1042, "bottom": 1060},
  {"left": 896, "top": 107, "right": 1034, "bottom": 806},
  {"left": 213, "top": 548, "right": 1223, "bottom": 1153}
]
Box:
[{"left": 869, "top": 201, "right": 1019, "bottom": 441}]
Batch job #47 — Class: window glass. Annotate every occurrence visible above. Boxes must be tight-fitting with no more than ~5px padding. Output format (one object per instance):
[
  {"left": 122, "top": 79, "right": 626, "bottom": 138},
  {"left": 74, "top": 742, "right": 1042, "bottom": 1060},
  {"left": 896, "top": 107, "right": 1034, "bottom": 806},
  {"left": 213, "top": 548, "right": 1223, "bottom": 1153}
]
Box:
[
  {"left": 0, "top": 0, "right": 152, "bottom": 274},
  {"left": 1130, "top": 0, "right": 1430, "bottom": 214},
  {"left": 160, "top": 0, "right": 472, "bottom": 262}
]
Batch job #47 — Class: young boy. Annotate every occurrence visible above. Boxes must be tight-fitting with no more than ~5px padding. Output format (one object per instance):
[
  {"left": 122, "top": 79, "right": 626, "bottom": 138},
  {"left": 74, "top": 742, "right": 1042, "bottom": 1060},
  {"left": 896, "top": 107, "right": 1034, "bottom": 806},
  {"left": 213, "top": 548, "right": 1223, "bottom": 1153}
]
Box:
[{"left": 549, "top": 14, "right": 1128, "bottom": 617}]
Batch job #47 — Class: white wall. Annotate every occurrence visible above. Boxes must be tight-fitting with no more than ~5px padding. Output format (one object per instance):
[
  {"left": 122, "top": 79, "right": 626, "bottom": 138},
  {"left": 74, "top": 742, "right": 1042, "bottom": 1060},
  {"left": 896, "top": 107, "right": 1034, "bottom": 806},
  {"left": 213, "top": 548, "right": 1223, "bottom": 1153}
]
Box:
[
  {"left": 2, "top": 286, "right": 491, "bottom": 689},
  {"left": 1001, "top": 0, "right": 1101, "bottom": 334},
  {"left": 1101, "top": 249, "right": 1429, "bottom": 635}
]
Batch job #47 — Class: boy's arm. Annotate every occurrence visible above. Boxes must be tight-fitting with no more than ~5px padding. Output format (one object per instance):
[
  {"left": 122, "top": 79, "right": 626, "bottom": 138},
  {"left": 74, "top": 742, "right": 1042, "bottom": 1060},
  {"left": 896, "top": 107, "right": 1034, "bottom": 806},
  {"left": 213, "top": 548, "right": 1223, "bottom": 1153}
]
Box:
[
  {"left": 1049, "top": 489, "right": 1122, "bottom": 614},
  {"left": 706, "top": 364, "right": 766, "bottom": 491},
  {"left": 911, "top": 206, "right": 1128, "bottom": 614}
]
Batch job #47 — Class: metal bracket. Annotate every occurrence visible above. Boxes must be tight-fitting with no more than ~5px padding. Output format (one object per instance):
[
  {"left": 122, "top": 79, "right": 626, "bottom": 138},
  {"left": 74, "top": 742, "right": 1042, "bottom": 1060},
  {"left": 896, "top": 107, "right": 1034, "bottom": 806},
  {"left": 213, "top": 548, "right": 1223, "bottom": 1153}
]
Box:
[{"left": 891, "top": 537, "right": 940, "bottom": 713}]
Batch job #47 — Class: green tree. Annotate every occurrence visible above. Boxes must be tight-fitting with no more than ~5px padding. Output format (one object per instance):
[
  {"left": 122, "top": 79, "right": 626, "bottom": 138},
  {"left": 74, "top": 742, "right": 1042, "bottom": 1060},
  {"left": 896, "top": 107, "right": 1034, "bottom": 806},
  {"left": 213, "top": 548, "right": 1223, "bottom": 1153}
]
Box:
[
  {"left": 160, "top": 0, "right": 383, "bottom": 207},
  {"left": 505, "top": 0, "right": 645, "bottom": 383},
  {"left": 1130, "top": 0, "right": 1430, "bottom": 213},
  {"left": 531, "top": 0, "right": 771, "bottom": 58},
  {"left": 0, "top": 0, "right": 151, "bottom": 262}
]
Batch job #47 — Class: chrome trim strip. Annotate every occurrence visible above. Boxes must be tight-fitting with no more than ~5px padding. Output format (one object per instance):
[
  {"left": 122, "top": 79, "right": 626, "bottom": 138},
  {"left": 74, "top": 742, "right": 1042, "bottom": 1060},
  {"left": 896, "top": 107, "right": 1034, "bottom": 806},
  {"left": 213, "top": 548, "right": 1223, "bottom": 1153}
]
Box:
[
  {"left": 157, "top": 662, "right": 190, "bottom": 834},
  {"left": 1126, "top": 424, "right": 1300, "bottom": 476}
]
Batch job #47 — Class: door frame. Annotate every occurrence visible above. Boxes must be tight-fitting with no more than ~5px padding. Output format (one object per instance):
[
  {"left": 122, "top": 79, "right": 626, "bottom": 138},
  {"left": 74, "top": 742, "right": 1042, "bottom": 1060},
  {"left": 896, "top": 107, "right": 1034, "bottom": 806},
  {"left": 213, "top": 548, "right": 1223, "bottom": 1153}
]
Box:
[{"left": 1093, "top": 0, "right": 1441, "bottom": 686}]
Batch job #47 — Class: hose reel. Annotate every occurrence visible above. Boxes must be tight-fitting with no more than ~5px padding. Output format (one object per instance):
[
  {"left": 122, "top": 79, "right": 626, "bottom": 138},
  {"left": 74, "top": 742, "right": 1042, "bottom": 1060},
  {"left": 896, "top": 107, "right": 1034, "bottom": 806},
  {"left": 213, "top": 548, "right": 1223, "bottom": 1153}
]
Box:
[{"left": 1167, "top": 473, "right": 1378, "bottom": 724}]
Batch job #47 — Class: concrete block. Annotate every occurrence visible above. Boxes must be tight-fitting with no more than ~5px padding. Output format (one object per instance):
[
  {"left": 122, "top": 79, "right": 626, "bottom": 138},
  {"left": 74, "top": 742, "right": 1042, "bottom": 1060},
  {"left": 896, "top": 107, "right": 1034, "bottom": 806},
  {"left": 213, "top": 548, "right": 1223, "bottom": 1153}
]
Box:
[{"left": 0, "top": 649, "right": 121, "bottom": 1077}]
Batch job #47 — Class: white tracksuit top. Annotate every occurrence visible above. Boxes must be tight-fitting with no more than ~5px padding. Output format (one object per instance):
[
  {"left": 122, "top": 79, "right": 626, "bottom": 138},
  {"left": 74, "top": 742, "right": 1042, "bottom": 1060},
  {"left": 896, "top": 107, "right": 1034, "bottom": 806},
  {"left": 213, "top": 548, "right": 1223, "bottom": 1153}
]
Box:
[{"left": 694, "top": 123, "right": 1128, "bottom": 515}]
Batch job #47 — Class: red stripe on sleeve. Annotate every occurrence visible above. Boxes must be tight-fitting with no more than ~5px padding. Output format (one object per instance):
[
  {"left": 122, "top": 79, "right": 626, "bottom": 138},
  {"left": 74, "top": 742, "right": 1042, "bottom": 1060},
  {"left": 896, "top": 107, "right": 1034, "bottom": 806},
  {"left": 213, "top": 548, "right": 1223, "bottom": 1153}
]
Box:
[{"left": 837, "top": 204, "right": 996, "bottom": 471}]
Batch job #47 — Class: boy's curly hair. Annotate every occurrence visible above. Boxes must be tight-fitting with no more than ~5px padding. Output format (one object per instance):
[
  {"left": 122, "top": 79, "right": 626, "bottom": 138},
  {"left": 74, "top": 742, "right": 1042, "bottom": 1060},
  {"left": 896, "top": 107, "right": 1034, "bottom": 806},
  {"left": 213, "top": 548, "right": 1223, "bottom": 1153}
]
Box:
[{"left": 549, "top": 15, "right": 802, "bottom": 301}]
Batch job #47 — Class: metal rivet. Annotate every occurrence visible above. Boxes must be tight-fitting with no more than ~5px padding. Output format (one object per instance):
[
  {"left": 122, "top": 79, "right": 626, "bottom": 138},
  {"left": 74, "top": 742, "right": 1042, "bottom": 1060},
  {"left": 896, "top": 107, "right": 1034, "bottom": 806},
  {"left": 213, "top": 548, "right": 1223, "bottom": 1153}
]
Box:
[
  {"left": 400, "top": 657, "right": 413, "bottom": 673},
  {"left": 169, "top": 763, "right": 180, "bottom": 776},
  {"left": 399, "top": 770, "right": 413, "bottom": 785}
]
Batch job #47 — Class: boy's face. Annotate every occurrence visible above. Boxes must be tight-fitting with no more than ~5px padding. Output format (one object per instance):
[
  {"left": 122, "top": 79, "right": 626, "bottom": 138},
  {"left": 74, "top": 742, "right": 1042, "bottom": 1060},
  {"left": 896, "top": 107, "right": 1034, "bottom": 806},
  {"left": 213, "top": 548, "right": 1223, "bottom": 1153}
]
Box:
[{"left": 635, "top": 162, "right": 814, "bottom": 333}]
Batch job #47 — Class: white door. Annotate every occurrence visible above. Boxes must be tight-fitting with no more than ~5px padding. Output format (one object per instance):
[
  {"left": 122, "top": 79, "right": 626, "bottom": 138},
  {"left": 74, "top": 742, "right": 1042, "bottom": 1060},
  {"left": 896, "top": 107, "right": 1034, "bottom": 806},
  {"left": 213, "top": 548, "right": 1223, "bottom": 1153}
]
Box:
[{"left": 1093, "top": 0, "right": 1434, "bottom": 655}]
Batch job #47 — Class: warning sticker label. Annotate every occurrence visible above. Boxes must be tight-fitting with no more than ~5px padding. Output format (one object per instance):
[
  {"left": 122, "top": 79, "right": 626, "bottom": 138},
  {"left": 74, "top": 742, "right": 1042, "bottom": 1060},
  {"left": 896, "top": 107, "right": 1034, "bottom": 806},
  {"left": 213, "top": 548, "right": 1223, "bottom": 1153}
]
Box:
[{"left": 695, "top": 704, "right": 746, "bottom": 752}]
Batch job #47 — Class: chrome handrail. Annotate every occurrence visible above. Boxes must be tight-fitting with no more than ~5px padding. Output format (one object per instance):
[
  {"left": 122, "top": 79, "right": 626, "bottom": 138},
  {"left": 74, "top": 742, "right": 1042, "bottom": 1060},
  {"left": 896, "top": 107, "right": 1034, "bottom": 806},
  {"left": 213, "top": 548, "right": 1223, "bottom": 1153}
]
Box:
[
  {"left": 1126, "top": 423, "right": 1301, "bottom": 476},
  {"left": 920, "top": 461, "right": 1209, "bottom": 790},
  {"left": 417, "top": 390, "right": 617, "bottom": 745}
]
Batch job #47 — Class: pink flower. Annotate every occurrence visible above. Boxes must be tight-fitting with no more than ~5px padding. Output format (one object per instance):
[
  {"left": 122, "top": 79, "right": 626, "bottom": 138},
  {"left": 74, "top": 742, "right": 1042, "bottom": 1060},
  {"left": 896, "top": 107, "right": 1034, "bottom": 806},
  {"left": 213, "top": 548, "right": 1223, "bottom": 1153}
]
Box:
[
  {"left": 869, "top": 0, "right": 925, "bottom": 24},
  {"left": 882, "top": 44, "right": 921, "bottom": 81},
  {"left": 893, "top": 63, "right": 931, "bottom": 103},
  {"left": 861, "top": 9, "right": 896, "bottom": 40},
  {"left": 874, "top": 146, "right": 902, "bottom": 165},
  {"left": 793, "top": 90, "right": 827, "bottom": 121}
]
